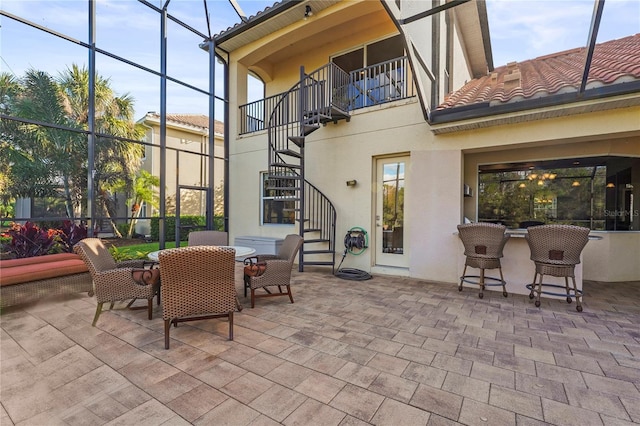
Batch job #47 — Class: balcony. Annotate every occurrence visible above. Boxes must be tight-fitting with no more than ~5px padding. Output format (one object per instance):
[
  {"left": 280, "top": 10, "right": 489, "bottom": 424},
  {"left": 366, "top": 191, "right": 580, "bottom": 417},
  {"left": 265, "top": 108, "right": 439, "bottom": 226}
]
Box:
[{"left": 239, "top": 56, "right": 416, "bottom": 135}]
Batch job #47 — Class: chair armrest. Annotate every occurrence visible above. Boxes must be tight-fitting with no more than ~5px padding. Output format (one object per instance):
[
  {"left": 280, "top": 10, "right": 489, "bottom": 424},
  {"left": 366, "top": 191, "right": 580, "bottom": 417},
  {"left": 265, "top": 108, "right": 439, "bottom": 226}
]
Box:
[
  {"left": 249, "top": 259, "right": 294, "bottom": 282},
  {"left": 92, "top": 267, "right": 158, "bottom": 302},
  {"left": 94, "top": 268, "right": 138, "bottom": 283}
]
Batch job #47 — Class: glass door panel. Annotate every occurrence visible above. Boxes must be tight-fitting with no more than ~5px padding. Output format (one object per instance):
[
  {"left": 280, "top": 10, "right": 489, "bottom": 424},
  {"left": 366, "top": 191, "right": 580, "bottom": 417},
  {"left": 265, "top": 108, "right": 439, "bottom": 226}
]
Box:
[{"left": 376, "top": 156, "right": 409, "bottom": 268}]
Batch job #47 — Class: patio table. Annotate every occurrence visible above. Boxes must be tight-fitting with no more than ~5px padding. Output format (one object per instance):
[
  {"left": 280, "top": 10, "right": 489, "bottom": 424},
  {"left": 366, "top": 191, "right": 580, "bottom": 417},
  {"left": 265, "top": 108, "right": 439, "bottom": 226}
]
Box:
[
  {"left": 147, "top": 245, "right": 256, "bottom": 262},
  {"left": 147, "top": 245, "right": 255, "bottom": 312}
]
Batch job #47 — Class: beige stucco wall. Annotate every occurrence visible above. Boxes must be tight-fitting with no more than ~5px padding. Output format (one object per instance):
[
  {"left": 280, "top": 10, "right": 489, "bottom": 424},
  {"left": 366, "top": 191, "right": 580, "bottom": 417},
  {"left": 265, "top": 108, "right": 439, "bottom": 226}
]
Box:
[
  {"left": 224, "top": 1, "right": 640, "bottom": 284},
  {"left": 230, "top": 100, "right": 640, "bottom": 283},
  {"left": 140, "top": 121, "right": 224, "bottom": 235}
]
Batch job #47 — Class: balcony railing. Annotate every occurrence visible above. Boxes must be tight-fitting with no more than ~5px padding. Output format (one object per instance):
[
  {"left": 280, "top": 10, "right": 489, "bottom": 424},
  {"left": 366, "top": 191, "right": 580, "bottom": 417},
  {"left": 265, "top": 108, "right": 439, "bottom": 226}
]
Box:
[
  {"left": 348, "top": 56, "right": 415, "bottom": 109},
  {"left": 239, "top": 92, "right": 286, "bottom": 135},
  {"left": 239, "top": 56, "right": 415, "bottom": 134}
]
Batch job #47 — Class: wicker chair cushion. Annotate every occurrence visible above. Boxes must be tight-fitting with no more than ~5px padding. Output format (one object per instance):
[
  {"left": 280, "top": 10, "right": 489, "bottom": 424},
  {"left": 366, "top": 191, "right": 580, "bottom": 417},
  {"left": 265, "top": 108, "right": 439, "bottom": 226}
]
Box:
[
  {"left": 1, "top": 256, "right": 89, "bottom": 286},
  {"left": 244, "top": 262, "right": 267, "bottom": 277},
  {"left": 131, "top": 268, "right": 161, "bottom": 286}
]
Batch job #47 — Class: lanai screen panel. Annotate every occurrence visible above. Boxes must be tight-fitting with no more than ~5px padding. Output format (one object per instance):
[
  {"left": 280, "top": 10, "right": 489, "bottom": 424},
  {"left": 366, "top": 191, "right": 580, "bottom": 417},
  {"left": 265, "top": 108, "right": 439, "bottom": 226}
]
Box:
[{"left": 382, "top": 0, "right": 436, "bottom": 117}]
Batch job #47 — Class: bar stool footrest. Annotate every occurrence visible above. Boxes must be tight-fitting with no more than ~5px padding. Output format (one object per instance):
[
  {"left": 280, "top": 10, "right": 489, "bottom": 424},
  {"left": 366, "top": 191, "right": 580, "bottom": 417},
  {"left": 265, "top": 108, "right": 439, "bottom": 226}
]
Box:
[
  {"left": 525, "top": 283, "right": 583, "bottom": 298},
  {"left": 461, "top": 275, "right": 506, "bottom": 287}
]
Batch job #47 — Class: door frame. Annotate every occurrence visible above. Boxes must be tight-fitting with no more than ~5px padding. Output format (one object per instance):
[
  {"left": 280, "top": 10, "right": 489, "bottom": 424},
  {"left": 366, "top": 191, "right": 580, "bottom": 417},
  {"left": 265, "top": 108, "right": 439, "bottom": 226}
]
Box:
[{"left": 373, "top": 155, "right": 410, "bottom": 269}]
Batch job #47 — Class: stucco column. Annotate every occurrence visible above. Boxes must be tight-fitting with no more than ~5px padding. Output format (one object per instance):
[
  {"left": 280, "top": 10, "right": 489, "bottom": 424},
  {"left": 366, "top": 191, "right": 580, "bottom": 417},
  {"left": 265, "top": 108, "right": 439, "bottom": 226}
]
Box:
[{"left": 408, "top": 149, "right": 463, "bottom": 283}]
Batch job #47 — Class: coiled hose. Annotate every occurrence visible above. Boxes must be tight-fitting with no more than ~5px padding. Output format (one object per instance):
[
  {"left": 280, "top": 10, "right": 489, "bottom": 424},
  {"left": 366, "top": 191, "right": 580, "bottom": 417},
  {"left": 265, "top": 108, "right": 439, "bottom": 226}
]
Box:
[{"left": 334, "top": 227, "right": 372, "bottom": 280}]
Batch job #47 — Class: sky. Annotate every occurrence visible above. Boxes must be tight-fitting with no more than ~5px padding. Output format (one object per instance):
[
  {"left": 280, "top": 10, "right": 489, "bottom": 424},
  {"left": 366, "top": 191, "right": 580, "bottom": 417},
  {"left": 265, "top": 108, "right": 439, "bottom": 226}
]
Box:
[{"left": 1, "top": 0, "right": 639, "bottom": 120}]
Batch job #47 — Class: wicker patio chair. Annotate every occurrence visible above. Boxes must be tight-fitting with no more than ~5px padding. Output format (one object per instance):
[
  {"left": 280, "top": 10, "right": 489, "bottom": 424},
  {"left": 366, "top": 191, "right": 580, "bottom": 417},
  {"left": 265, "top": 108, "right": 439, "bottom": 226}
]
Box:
[
  {"left": 187, "top": 230, "right": 228, "bottom": 246},
  {"left": 243, "top": 234, "right": 303, "bottom": 308},
  {"left": 525, "top": 224, "right": 590, "bottom": 312},
  {"left": 457, "top": 223, "right": 510, "bottom": 299},
  {"left": 158, "top": 246, "right": 237, "bottom": 349},
  {"left": 74, "top": 238, "right": 160, "bottom": 326}
]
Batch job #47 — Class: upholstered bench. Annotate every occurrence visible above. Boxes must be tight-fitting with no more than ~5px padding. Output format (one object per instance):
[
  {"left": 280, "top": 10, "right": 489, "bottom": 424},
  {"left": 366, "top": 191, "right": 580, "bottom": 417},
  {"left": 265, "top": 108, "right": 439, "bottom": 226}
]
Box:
[{"left": 0, "top": 253, "right": 93, "bottom": 308}]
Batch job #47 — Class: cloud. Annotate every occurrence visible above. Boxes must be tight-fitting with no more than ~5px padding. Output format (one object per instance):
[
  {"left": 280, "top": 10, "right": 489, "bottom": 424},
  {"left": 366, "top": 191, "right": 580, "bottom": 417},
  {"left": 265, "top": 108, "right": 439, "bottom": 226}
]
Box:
[{"left": 486, "top": 0, "right": 639, "bottom": 66}]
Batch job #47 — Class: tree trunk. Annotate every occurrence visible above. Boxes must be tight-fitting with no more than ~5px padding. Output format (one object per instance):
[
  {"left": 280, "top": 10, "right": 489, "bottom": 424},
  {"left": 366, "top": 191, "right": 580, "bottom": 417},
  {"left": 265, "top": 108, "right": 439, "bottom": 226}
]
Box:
[
  {"left": 99, "top": 189, "right": 122, "bottom": 238},
  {"left": 62, "top": 176, "right": 74, "bottom": 219},
  {"left": 127, "top": 200, "right": 143, "bottom": 238}
]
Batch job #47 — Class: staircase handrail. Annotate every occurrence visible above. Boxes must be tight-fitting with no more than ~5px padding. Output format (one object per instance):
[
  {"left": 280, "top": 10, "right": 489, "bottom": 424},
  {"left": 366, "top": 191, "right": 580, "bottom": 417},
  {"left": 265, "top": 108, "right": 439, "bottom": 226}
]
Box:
[{"left": 266, "top": 63, "right": 341, "bottom": 271}]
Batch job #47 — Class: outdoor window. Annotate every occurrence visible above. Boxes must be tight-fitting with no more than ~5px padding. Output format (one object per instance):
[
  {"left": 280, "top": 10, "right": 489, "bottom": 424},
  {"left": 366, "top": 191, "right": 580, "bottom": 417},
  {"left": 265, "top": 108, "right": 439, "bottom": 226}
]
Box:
[
  {"left": 261, "top": 172, "right": 296, "bottom": 225},
  {"left": 477, "top": 156, "right": 639, "bottom": 231}
]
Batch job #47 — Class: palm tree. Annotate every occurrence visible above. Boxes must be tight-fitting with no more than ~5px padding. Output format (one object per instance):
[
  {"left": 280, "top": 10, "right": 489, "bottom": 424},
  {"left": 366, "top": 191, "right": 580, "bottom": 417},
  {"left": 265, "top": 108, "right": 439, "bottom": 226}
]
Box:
[
  {"left": 58, "top": 64, "right": 145, "bottom": 237},
  {"left": 126, "top": 170, "right": 160, "bottom": 238},
  {"left": 5, "top": 70, "right": 85, "bottom": 218}
]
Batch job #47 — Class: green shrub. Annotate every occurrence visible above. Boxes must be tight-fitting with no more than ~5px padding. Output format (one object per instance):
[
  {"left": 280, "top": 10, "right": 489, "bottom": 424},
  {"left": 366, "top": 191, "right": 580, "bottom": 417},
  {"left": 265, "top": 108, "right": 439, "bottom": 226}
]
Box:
[
  {"left": 149, "top": 216, "right": 224, "bottom": 241},
  {"left": 116, "top": 222, "right": 129, "bottom": 238},
  {"left": 109, "top": 246, "right": 149, "bottom": 262}
]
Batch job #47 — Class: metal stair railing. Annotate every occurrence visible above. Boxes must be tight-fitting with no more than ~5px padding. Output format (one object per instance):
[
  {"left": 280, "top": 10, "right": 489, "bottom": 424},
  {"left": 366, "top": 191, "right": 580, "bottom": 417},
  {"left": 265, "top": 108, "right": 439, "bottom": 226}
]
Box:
[{"left": 266, "top": 62, "right": 348, "bottom": 271}]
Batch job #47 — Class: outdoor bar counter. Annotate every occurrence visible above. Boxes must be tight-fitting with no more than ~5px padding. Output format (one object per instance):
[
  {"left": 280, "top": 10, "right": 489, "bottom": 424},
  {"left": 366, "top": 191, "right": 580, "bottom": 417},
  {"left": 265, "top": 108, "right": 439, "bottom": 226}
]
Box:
[{"left": 457, "top": 229, "right": 606, "bottom": 299}]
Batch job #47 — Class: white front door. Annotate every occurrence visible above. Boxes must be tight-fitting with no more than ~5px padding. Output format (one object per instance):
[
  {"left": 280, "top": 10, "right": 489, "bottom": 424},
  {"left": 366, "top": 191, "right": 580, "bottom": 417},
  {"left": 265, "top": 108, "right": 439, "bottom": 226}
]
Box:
[{"left": 375, "top": 156, "right": 409, "bottom": 268}]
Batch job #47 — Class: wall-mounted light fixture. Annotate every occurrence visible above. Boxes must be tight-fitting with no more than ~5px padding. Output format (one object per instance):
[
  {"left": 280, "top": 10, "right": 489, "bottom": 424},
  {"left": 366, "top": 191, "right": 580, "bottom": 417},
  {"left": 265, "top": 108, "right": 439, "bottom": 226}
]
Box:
[
  {"left": 346, "top": 179, "right": 357, "bottom": 187},
  {"left": 572, "top": 181, "right": 581, "bottom": 187},
  {"left": 304, "top": 5, "right": 313, "bottom": 19},
  {"left": 606, "top": 182, "right": 615, "bottom": 188},
  {"left": 463, "top": 184, "right": 473, "bottom": 197}
]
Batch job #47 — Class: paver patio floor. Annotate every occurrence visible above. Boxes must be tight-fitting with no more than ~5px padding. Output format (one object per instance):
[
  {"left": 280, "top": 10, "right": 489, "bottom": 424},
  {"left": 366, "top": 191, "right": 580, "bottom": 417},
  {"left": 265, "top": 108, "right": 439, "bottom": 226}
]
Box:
[{"left": 1, "top": 265, "right": 639, "bottom": 425}]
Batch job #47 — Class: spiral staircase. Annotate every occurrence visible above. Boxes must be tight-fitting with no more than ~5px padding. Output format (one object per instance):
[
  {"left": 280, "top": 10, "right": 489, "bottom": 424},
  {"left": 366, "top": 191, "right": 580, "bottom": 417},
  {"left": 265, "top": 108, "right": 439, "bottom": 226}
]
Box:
[{"left": 266, "top": 63, "right": 351, "bottom": 271}]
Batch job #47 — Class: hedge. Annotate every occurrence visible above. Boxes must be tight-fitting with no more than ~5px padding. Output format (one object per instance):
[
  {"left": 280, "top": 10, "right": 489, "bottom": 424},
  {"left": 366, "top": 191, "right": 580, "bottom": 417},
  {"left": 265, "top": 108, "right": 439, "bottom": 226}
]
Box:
[{"left": 150, "top": 216, "right": 224, "bottom": 241}]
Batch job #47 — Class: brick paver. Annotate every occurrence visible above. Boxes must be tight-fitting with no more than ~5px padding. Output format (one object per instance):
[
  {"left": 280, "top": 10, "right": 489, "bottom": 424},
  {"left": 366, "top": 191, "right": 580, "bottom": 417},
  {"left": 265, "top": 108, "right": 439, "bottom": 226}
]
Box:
[{"left": 1, "top": 267, "right": 638, "bottom": 425}]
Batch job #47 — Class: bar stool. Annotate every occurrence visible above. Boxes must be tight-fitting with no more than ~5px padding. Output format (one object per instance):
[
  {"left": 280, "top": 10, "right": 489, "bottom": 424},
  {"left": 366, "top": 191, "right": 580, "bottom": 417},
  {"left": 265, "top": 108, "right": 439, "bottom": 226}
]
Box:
[
  {"left": 457, "top": 223, "right": 510, "bottom": 299},
  {"left": 525, "top": 224, "right": 590, "bottom": 312}
]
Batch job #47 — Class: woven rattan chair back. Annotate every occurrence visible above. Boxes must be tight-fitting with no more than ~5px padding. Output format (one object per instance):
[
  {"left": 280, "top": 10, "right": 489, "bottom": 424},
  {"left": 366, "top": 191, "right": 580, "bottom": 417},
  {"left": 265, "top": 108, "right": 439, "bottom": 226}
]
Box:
[
  {"left": 526, "top": 225, "right": 589, "bottom": 266},
  {"left": 525, "top": 224, "right": 590, "bottom": 312},
  {"left": 457, "top": 223, "right": 509, "bottom": 259},
  {"left": 457, "top": 223, "right": 510, "bottom": 299},
  {"left": 187, "top": 230, "right": 228, "bottom": 246},
  {"left": 277, "top": 234, "right": 304, "bottom": 262},
  {"left": 158, "top": 246, "right": 237, "bottom": 348},
  {"left": 74, "top": 238, "right": 118, "bottom": 275}
]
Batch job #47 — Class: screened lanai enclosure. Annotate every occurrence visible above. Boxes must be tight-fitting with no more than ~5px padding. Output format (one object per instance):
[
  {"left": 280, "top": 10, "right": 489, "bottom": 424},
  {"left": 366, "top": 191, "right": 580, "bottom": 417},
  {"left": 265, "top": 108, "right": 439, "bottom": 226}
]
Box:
[{"left": 0, "top": 0, "right": 232, "bottom": 246}]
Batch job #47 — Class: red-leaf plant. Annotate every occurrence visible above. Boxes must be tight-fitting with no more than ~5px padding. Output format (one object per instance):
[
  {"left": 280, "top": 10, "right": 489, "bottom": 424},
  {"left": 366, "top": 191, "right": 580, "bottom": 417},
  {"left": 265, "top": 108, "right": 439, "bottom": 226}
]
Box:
[{"left": 4, "top": 221, "right": 89, "bottom": 258}]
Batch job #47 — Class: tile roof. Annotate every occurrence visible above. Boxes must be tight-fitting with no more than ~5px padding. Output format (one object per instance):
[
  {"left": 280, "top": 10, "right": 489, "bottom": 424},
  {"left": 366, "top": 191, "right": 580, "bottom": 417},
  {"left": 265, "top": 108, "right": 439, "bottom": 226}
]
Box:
[
  {"left": 147, "top": 113, "right": 224, "bottom": 135},
  {"left": 214, "top": 1, "right": 282, "bottom": 39},
  {"left": 437, "top": 34, "right": 640, "bottom": 110}
]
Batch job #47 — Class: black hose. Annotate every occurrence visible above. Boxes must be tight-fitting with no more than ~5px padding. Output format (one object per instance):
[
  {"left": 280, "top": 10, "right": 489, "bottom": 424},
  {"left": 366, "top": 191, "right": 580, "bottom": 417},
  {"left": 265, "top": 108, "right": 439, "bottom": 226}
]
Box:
[
  {"left": 334, "top": 249, "right": 372, "bottom": 281},
  {"left": 335, "top": 267, "right": 372, "bottom": 280}
]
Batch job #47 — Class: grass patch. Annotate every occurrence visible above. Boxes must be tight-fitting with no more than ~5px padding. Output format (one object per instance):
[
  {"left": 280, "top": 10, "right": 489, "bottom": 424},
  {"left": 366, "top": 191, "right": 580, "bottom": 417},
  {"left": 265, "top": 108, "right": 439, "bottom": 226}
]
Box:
[{"left": 109, "top": 241, "right": 178, "bottom": 261}]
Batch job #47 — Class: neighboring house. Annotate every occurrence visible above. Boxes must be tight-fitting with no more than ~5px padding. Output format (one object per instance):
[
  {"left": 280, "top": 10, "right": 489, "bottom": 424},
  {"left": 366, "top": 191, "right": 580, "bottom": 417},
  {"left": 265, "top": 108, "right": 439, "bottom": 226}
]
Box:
[
  {"left": 137, "top": 113, "right": 225, "bottom": 236},
  {"left": 215, "top": 0, "right": 639, "bottom": 285}
]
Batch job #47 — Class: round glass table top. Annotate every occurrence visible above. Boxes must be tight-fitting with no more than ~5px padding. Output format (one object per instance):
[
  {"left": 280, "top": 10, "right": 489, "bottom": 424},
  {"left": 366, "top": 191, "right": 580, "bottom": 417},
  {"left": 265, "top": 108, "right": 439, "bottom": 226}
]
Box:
[{"left": 147, "top": 245, "right": 256, "bottom": 262}]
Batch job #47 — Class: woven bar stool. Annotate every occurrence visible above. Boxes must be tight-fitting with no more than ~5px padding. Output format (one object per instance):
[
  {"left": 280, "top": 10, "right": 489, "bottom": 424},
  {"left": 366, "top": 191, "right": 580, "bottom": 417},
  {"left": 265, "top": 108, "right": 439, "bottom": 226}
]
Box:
[
  {"left": 525, "top": 224, "right": 590, "bottom": 312},
  {"left": 457, "top": 223, "right": 510, "bottom": 299}
]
